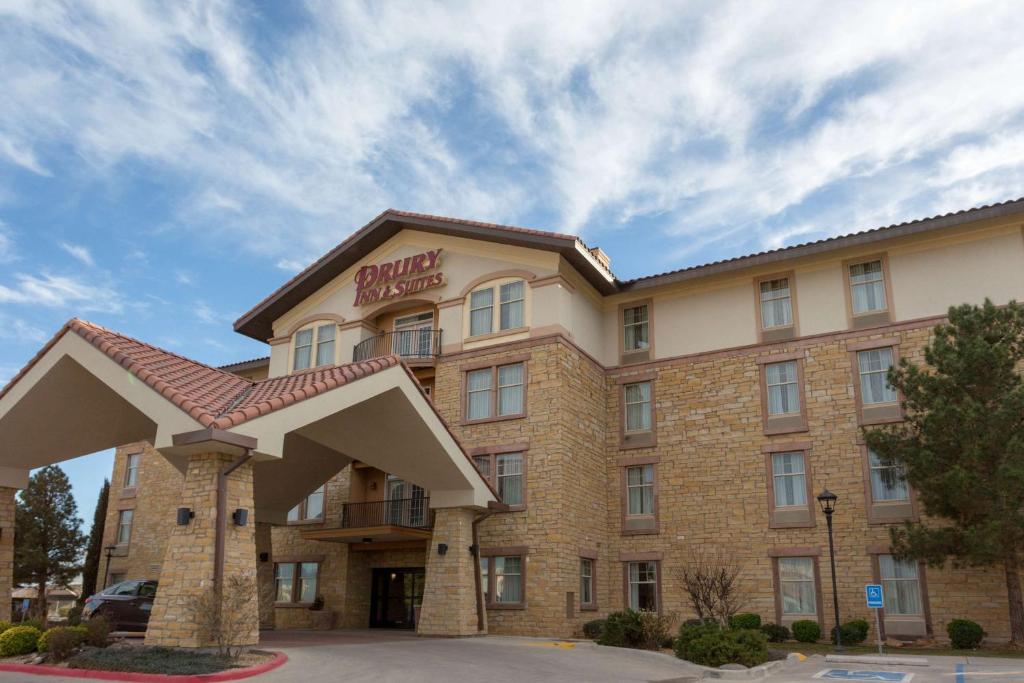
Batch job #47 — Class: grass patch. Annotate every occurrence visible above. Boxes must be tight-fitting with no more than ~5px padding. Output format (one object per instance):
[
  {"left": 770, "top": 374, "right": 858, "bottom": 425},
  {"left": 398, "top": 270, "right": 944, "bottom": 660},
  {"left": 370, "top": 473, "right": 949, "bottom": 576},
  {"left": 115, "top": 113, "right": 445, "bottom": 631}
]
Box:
[
  {"left": 772, "top": 642, "right": 1024, "bottom": 659},
  {"left": 67, "top": 646, "right": 246, "bottom": 675}
]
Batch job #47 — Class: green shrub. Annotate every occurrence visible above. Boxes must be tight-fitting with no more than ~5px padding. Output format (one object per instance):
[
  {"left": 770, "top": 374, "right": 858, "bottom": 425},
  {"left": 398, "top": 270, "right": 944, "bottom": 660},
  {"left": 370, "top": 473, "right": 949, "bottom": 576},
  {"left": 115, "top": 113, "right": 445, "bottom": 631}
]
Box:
[
  {"left": 760, "top": 622, "right": 790, "bottom": 642},
  {"left": 17, "top": 619, "right": 44, "bottom": 632},
  {"left": 67, "top": 605, "right": 83, "bottom": 626},
  {"left": 729, "top": 613, "right": 762, "bottom": 630},
  {"left": 637, "top": 610, "right": 679, "bottom": 650},
  {"left": 674, "top": 622, "right": 768, "bottom": 668},
  {"left": 791, "top": 619, "right": 821, "bottom": 643},
  {"left": 832, "top": 619, "right": 870, "bottom": 645},
  {"left": 38, "top": 627, "right": 82, "bottom": 661},
  {"left": 598, "top": 610, "right": 643, "bottom": 648},
  {"left": 0, "top": 621, "right": 12, "bottom": 636},
  {"left": 0, "top": 625, "right": 41, "bottom": 656},
  {"left": 84, "top": 615, "right": 110, "bottom": 648},
  {"left": 582, "top": 619, "right": 605, "bottom": 639},
  {"left": 947, "top": 619, "right": 985, "bottom": 649}
]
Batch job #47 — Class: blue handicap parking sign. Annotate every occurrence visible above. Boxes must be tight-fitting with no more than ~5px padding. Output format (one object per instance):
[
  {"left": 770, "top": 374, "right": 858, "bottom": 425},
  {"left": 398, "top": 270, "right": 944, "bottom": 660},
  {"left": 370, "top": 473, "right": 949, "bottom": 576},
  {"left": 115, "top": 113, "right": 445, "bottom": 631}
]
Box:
[
  {"left": 815, "top": 670, "right": 912, "bottom": 681},
  {"left": 865, "top": 583, "right": 884, "bottom": 608}
]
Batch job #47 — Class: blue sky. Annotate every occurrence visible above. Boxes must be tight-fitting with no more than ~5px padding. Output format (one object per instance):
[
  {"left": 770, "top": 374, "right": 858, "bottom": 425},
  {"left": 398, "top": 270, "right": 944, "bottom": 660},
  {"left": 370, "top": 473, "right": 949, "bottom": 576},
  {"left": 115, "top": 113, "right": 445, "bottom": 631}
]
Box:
[{"left": 2, "top": 1, "right": 1023, "bottom": 527}]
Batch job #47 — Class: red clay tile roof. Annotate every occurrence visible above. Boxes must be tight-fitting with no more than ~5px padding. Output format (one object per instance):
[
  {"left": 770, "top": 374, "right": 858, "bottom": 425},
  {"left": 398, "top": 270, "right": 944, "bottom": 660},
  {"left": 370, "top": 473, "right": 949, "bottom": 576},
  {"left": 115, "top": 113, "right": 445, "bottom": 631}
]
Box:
[{"left": 0, "top": 319, "right": 399, "bottom": 430}]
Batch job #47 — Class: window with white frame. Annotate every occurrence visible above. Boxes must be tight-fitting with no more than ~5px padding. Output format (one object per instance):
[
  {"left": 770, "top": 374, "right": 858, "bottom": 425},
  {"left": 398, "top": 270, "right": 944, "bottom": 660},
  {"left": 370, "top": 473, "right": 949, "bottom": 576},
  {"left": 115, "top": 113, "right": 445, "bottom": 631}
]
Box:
[
  {"left": 287, "top": 485, "right": 325, "bottom": 522},
  {"left": 772, "top": 452, "right": 807, "bottom": 507},
  {"left": 624, "top": 381, "right": 652, "bottom": 432},
  {"left": 472, "top": 452, "right": 524, "bottom": 506},
  {"left": 469, "top": 280, "right": 526, "bottom": 336},
  {"left": 879, "top": 555, "right": 923, "bottom": 616},
  {"left": 623, "top": 305, "right": 649, "bottom": 351},
  {"left": 500, "top": 281, "right": 525, "bottom": 330},
  {"left": 465, "top": 362, "right": 525, "bottom": 421},
  {"left": 580, "top": 558, "right": 594, "bottom": 606},
  {"left": 293, "top": 323, "right": 336, "bottom": 371},
  {"left": 868, "top": 449, "right": 909, "bottom": 502},
  {"left": 779, "top": 557, "right": 817, "bottom": 616},
  {"left": 480, "top": 555, "right": 524, "bottom": 605},
  {"left": 849, "top": 260, "right": 887, "bottom": 314},
  {"left": 469, "top": 288, "right": 493, "bottom": 337},
  {"left": 124, "top": 453, "right": 140, "bottom": 488},
  {"left": 627, "top": 561, "right": 657, "bottom": 611},
  {"left": 858, "top": 348, "right": 897, "bottom": 404},
  {"left": 760, "top": 278, "right": 793, "bottom": 329},
  {"left": 275, "top": 561, "right": 319, "bottom": 603},
  {"left": 626, "top": 464, "right": 654, "bottom": 516},
  {"left": 117, "top": 509, "right": 133, "bottom": 544},
  {"left": 765, "top": 361, "right": 800, "bottom": 415}
]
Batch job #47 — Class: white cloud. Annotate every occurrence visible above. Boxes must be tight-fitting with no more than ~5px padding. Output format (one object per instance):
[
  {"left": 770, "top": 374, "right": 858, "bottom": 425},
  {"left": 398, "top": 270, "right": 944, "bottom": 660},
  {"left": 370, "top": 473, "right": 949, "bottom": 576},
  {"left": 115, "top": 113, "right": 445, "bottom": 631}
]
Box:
[
  {"left": 174, "top": 270, "right": 195, "bottom": 286},
  {"left": 0, "top": 222, "right": 15, "bottom": 263},
  {"left": 0, "top": 0, "right": 1022, "bottom": 270},
  {"left": 0, "top": 314, "right": 47, "bottom": 344},
  {"left": 0, "top": 272, "right": 125, "bottom": 313},
  {"left": 59, "top": 241, "right": 95, "bottom": 267},
  {"left": 194, "top": 300, "right": 234, "bottom": 325}
]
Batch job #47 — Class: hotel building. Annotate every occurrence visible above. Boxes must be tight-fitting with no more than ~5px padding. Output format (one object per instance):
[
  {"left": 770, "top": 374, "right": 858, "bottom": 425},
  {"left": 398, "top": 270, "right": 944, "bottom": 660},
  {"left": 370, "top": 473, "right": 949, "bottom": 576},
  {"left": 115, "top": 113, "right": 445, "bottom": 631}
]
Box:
[{"left": 1, "top": 199, "right": 1023, "bottom": 646}]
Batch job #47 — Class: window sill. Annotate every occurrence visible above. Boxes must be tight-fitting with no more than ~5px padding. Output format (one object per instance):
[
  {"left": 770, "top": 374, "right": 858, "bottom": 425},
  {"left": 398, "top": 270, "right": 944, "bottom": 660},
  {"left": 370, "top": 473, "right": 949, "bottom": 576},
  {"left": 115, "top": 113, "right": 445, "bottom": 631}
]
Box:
[
  {"left": 461, "top": 413, "right": 526, "bottom": 426},
  {"left": 119, "top": 487, "right": 137, "bottom": 499},
  {"left": 763, "top": 415, "right": 808, "bottom": 436},
  {"left": 274, "top": 602, "right": 316, "bottom": 609},
  {"left": 466, "top": 326, "right": 529, "bottom": 343},
  {"left": 621, "top": 527, "right": 659, "bottom": 536},
  {"left": 580, "top": 605, "right": 598, "bottom": 612},
  {"left": 486, "top": 603, "right": 526, "bottom": 611}
]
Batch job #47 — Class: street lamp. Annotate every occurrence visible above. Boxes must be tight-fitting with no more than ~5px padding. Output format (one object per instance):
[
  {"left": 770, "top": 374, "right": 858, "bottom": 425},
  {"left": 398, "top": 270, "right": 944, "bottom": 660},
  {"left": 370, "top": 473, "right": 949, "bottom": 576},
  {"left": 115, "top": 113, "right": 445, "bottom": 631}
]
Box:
[
  {"left": 817, "top": 489, "right": 842, "bottom": 652},
  {"left": 102, "top": 545, "right": 117, "bottom": 590}
]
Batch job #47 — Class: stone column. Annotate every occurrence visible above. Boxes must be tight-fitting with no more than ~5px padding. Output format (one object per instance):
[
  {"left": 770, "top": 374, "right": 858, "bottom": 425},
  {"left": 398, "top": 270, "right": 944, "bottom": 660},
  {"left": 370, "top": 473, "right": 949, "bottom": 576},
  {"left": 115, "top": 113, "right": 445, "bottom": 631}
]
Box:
[
  {"left": 255, "top": 522, "right": 275, "bottom": 630},
  {"left": 0, "top": 488, "right": 15, "bottom": 623},
  {"left": 417, "top": 507, "right": 484, "bottom": 636},
  {"left": 145, "top": 453, "right": 258, "bottom": 648}
]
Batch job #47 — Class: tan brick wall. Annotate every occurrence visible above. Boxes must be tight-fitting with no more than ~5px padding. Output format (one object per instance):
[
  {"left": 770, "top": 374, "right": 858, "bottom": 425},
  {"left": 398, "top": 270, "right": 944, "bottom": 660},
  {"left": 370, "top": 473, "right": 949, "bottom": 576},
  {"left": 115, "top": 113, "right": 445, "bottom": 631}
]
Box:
[
  {"left": 418, "top": 507, "right": 480, "bottom": 636},
  {"left": 0, "top": 488, "right": 15, "bottom": 622}
]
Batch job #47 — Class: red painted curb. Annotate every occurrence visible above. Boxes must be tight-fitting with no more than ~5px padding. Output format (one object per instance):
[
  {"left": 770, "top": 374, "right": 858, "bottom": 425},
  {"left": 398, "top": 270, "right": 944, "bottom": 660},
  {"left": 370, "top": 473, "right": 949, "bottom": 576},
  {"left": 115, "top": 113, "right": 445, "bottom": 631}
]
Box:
[{"left": 0, "top": 650, "right": 287, "bottom": 682}]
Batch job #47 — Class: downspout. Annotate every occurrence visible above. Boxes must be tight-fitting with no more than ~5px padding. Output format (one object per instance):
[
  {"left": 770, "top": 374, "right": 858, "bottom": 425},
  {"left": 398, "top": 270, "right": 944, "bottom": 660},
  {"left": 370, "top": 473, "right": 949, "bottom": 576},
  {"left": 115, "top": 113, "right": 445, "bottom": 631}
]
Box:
[
  {"left": 214, "top": 450, "right": 252, "bottom": 592},
  {"left": 471, "top": 510, "right": 494, "bottom": 633}
]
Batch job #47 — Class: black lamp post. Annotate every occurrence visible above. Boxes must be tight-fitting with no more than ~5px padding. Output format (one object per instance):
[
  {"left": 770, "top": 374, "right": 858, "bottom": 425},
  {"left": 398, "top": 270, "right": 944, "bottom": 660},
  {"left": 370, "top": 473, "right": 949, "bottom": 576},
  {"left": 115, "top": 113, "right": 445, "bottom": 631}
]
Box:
[
  {"left": 817, "top": 489, "right": 842, "bottom": 652},
  {"left": 102, "top": 545, "right": 117, "bottom": 590}
]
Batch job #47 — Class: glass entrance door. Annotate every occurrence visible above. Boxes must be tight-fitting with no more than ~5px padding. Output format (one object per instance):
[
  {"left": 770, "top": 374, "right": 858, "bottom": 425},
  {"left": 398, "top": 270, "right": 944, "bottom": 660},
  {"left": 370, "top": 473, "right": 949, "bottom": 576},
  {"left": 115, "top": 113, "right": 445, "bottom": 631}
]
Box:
[
  {"left": 393, "top": 312, "right": 434, "bottom": 359},
  {"left": 385, "top": 475, "right": 426, "bottom": 527},
  {"left": 369, "top": 567, "right": 426, "bottom": 629}
]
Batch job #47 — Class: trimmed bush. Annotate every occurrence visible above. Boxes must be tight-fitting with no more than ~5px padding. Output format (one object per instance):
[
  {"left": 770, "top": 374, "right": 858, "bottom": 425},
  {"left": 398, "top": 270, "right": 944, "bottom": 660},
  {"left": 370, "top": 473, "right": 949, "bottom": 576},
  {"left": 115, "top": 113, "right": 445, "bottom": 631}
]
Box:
[
  {"left": 729, "top": 613, "right": 762, "bottom": 630},
  {"left": 0, "top": 622, "right": 12, "bottom": 636},
  {"left": 636, "top": 610, "right": 678, "bottom": 650},
  {"left": 38, "top": 627, "right": 82, "bottom": 661},
  {"left": 674, "top": 622, "right": 769, "bottom": 668},
  {"left": 791, "top": 619, "right": 821, "bottom": 643},
  {"left": 760, "top": 622, "right": 790, "bottom": 643},
  {"left": 947, "top": 619, "right": 985, "bottom": 649},
  {"left": 598, "top": 610, "right": 643, "bottom": 648},
  {"left": 831, "top": 619, "right": 870, "bottom": 645},
  {"left": 582, "top": 619, "right": 605, "bottom": 639},
  {"left": 84, "top": 615, "right": 110, "bottom": 648},
  {"left": 0, "top": 625, "right": 41, "bottom": 656}
]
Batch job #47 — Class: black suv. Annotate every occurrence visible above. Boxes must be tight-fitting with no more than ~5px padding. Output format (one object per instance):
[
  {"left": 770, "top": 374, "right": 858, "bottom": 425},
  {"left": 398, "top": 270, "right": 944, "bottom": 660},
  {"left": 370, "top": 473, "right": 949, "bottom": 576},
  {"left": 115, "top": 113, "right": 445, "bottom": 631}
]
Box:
[{"left": 82, "top": 580, "right": 158, "bottom": 631}]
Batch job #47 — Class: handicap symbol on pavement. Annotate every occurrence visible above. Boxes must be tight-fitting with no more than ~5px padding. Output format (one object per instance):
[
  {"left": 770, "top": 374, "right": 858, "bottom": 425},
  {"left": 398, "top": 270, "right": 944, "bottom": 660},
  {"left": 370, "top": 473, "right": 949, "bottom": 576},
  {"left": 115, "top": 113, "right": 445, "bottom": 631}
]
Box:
[{"left": 814, "top": 670, "right": 913, "bottom": 682}]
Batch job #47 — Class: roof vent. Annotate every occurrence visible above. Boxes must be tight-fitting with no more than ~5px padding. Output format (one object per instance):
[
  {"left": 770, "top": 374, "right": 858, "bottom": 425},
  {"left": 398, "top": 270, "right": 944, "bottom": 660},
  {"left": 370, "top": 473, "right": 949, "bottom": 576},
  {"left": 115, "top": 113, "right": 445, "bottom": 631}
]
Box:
[{"left": 589, "top": 247, "right": 611, "bottom": 270}]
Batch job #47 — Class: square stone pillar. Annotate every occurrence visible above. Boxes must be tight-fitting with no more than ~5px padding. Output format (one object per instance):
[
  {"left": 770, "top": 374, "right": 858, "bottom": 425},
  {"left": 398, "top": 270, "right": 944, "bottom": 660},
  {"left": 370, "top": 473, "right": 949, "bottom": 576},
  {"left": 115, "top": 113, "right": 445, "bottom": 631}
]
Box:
[
  {"left": 0, "top": 487, "right": 15, "bottom": 623},
  {"left": 145, "top": 453, "right": 258, "bottom": 648},
  {"left": 255, "top": 521, "right": 275, "bottom": 629},
  {"left": 417, "top": 507, "right": 484, "bottom": 636}
]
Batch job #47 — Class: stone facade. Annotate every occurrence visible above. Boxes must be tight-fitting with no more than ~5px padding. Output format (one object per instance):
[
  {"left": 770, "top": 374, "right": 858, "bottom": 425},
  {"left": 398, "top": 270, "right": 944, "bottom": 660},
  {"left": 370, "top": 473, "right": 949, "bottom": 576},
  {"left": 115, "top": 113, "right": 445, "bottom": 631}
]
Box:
[
  {"left": 0, "top": 488, "right": 15, "bottom": 623},
  {"left": 418, "top": 508, "right": 481, "bottom": 636}
]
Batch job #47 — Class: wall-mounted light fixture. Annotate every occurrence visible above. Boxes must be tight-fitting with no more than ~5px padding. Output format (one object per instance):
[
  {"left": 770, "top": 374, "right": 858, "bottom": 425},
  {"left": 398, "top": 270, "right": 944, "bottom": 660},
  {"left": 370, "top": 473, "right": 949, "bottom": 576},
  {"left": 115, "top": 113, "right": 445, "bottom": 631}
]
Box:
[
  {"left": 468, "top": 543, "right": 479, "bottom": 557},
  {"left": 259, "top": 552, "right": 269, "bottom": 562},
  {"left": 232, "top": 508, "right": 248, "bottom": 527},
  {"left": 176, "top": 507, "right": 194, "bottom": 526},
  {"left": 437, "top": 543, "right": 448, "bottom": 556}
]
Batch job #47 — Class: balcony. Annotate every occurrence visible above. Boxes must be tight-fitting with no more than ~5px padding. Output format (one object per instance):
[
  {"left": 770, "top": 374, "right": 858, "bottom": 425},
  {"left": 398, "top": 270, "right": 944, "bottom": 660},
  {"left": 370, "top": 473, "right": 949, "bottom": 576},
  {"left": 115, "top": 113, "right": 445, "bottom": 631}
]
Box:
[
  {"left": 353, "top": 329, "right": 442, "bottom": 364},
  {"left": 299, "top": 497, "right": 434, "bottom": 545}
]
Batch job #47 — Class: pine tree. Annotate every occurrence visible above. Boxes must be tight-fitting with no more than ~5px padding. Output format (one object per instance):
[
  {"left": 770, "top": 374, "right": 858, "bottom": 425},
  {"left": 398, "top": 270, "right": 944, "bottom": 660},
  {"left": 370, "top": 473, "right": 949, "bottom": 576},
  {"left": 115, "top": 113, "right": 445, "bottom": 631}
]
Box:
[
  {"left": 14, "top": 466, "right": 86, "bottom": 623},
  {"left": 864, "top": 299, "right": 1024, "bottom": 645},
  {"left": 79, "top": 479, "right": 110, "bottom": 602}
]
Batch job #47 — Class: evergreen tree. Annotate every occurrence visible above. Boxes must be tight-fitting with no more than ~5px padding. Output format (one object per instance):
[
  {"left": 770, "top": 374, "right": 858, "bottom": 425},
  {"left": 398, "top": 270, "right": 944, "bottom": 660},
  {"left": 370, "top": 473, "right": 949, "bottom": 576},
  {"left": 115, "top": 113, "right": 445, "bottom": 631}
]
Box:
[
  {"left": 865, "top": 299, "right": 1024, "bottom": 644},
  {"left": 14, "top": 466, "right": 86, "bottom": 622},
  {"left": 79, "top": 479, "right": 110, "bottom": 602}
]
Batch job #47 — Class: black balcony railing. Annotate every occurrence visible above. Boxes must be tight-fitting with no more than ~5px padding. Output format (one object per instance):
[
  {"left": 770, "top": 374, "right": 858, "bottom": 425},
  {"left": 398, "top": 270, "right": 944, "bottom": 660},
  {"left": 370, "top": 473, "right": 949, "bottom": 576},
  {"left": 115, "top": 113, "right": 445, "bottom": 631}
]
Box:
[
  {"left": 341, "top": 497, "right": 433, "bottom": 530},
  {"left": 352, "top": 329, "right": 442, "bottom": 362}
]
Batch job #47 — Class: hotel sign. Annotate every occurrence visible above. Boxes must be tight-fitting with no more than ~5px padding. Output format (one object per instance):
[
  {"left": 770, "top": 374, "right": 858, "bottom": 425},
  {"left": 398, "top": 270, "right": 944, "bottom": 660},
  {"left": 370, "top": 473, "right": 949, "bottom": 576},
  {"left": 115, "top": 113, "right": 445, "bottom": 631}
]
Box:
[{"left": 353, "top": 249, "right": 445, "bottom": 306}]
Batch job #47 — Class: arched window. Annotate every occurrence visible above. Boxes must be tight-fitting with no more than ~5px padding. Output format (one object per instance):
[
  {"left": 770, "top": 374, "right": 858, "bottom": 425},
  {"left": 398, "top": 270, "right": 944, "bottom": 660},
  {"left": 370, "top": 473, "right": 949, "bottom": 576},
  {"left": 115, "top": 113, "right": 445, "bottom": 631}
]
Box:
[
  {"left": 466, "top": 278, "right": 527, "bottom": 338},
  {"left": 293, "top": 322, "right": 337, "bottom": 371}
]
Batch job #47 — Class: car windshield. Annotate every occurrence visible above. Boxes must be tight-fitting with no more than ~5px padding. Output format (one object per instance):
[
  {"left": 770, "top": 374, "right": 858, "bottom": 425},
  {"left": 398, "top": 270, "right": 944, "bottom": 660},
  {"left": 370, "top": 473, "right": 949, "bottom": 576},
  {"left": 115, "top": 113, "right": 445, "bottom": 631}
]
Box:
[{"left": 103, "top": 580, "right": 141, "bottom": 596}]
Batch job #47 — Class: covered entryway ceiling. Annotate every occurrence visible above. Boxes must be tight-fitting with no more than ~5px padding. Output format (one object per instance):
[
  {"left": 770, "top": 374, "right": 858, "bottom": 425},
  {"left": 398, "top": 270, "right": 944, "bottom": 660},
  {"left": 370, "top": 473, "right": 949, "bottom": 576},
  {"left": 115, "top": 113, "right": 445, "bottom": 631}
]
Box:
[{"left": 0, "top": 319, "right": 496, "bottom": 518}]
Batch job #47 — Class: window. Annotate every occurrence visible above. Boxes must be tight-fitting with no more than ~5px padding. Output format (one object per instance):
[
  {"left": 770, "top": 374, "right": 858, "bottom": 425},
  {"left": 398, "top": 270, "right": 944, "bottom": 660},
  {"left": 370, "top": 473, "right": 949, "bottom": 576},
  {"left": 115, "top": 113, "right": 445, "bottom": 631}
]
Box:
[
  {"left": 779, "top": 557, "right": 817, "bottom": 616},
  {"left": 293, "top": 323, "right": 337, "bottom": 371},
  {"left": 287, "top": 485, "right": 325, "bottom": 522},
  {"left": 124, "top": 453, "right": 140, "bottom": 488},
  {"left": 469, "top": 280, "right": 526, "bottom": 336},
  {"left": 623, "top": 305, "right": 649, "bottom": 352},
  {"left": 765, "top": 361, "right": 799, "bottom": 416},
  {"left": 626, "top": 464, "right": 654, "bottom": 516},
  {"left": 117, "top": 509, "right": 133, "bottom": 545},
  {"left": 849, "top": 260, "right": 887, "bottom": 314},
  {"left": 275, "top": 561, "right": 319, "bottom": 603},
  {"left": 580, "top": 558, "right": 594, "bottom": 607},
  {"left": 480, "top": 553, "right": 526, "bottom": 607},
  {"left": 772, "top": 452, "right": 807, "bottom": 507},
  {"left": 464, "top": 362, "right": 526, "bottom": 421},
  {"left": 858, "top": 348, "right": 897, "bottom": 404},
  {"left": 760, "top": 278, "right": 793, "bottom": 329},
  {"left": 627, "top": 561, "right": 658, "bottom": 611},
  {"left": 624, "top": 381, "right": 653, "bottom": 433},
  {"left": 879, "top": 555, "right": 922, "bottom": 616},
  {"left": 868, "top": 449, "right": 909, "bottom": 502},
  {"left": 472, "top": 451, "right": 524, "bottom": 507}
]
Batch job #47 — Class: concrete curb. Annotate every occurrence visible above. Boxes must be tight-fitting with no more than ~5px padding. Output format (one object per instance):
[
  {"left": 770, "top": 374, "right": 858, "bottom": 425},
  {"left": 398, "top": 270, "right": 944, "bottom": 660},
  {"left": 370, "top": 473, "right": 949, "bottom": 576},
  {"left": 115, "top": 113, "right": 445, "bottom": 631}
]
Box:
[
  {"left": 825, "top": 653, "right": 929, "bottom": 667},
  {"left": 695, "top": 659, "right": 787, "bottom": 680},
  {"left": 0, "top": 650, "right": 288, "bottom": 681}
]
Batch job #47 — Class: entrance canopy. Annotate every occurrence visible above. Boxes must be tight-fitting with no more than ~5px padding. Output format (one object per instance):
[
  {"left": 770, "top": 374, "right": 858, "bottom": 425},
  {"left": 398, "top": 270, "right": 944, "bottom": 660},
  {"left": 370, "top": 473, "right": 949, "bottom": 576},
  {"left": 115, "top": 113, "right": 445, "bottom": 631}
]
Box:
[{"left": 0, "top": 319, "right": 496, "bottom": 517}]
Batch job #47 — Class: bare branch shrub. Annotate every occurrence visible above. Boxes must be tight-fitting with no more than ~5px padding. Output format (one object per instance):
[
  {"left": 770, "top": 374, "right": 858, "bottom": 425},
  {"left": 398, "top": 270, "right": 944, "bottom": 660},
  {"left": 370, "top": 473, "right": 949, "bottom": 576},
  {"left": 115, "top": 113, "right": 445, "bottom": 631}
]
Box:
[
  {"left": 678, "top": 550, "right": 749, "bottom": 627},
  {"left": 187, "top": 575, "right": 257, "bottom": 658}
]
